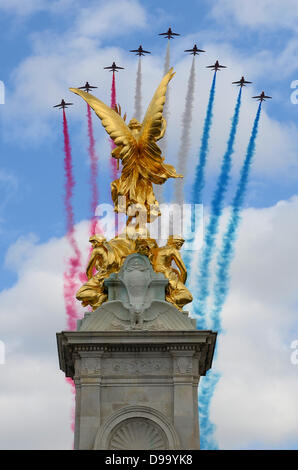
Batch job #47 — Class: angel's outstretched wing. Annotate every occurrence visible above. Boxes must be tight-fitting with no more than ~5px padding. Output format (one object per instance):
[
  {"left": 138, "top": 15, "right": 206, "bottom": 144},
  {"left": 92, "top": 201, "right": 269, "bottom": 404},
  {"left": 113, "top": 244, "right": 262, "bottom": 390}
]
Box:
[
  {"left": 138, "top": 68, "right": 175, "bottom": 159},
  {"left": 69, "top": 88, "right": 137, "bottom": 160}
]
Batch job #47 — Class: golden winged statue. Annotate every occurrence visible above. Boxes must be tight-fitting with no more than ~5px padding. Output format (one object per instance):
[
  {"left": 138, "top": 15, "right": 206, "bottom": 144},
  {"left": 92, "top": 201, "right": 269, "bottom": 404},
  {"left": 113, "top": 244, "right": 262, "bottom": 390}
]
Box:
[{"left": 70, "top": 68, "right": 182, "bottom": 223}]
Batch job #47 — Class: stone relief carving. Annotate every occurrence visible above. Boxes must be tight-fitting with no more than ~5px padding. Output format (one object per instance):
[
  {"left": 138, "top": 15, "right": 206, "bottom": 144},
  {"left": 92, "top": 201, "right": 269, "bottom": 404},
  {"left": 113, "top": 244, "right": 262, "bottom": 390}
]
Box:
[
  {"left": 80, "top": 357, "right": 101, "bottom": 375},
  {"left": 104, "top": 253, "right": 169, "bottom": 330},
  {"left": 174, "top": 356, "right": 193, "bottom": 375},
  {"left": 102, "top": 358, "right": 171, "bottom": 375},
  {"left": 108, "top": 418, "right": 167, "bottom": 450}
]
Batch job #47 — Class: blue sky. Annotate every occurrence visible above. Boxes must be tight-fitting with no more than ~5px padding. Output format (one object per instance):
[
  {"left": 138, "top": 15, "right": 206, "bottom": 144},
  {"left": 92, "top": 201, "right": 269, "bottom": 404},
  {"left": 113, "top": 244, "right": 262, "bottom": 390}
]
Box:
[{"left": 0, "top": 0, "right": 298, "bottom": 450}]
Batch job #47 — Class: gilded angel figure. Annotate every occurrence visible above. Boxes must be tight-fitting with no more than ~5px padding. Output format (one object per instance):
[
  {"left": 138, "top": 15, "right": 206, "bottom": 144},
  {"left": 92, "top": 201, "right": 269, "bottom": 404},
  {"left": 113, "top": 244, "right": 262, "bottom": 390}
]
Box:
[{"left": 70, "top": 68, "right": 182, "bottom": 222}]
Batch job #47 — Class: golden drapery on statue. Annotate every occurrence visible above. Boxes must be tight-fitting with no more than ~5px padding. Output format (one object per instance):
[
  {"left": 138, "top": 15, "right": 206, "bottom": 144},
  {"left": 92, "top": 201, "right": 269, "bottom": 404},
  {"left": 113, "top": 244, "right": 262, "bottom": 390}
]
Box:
[{"left": 70, "top": 68, "right": 193, "bottom": 312}]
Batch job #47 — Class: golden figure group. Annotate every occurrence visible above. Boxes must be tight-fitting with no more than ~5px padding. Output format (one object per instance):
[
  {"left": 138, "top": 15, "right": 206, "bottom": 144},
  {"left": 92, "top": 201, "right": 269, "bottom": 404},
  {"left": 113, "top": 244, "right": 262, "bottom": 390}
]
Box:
[
  {"left": 71, "top": 68, "right": 193, "bottom": 312},
  {"left": 76, "top": 233, "right": 192, "bottom": 311}
]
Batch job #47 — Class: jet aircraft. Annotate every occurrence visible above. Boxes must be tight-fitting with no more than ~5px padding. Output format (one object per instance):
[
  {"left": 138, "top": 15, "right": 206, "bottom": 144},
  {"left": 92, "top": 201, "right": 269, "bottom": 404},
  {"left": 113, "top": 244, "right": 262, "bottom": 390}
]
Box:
[
  {"left": 77, "top": 82, "right": 98, "bottom": 93},
  {"left": 184, "top": 44, "right": 205, "bottom": 55},
  {"left": 206, "top": 60, "right": 227, "bottom": 71},
  {"left": 252, "top": 91, "right": 272, "bottom": 102},
  {"left": 232, "top": 76, "right": 252, "bottom": 87},
  {"left": 158, "top": 27, "right": 180, "bottom": 39},
  {"left": 129, "top": 45, "right": 151, "bottom": 56},
  {"left": 53, "top": 99, "right": 73, "bottom": 109},
  {"left": 104, "top": 62, "right": 124, "bottom": 72}
]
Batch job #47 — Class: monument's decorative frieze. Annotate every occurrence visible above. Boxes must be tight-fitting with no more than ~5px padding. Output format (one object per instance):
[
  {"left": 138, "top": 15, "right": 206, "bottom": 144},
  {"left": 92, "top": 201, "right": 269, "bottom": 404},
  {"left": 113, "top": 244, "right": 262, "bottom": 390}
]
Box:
[{"left": 102, "top": 358, "right": 172, "bottom": 375}]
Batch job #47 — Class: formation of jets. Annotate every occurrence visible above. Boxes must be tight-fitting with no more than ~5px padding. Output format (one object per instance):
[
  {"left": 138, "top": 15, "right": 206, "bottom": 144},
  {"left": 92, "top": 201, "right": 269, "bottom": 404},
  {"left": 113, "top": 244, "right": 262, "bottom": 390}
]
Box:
[
  {"left": 130, "top": 45, "right": 151, "bottom": 56},
  {"left": 53, "top": 99, "right": 73, "bottom": 109},
  {"left": 77, "top": 82, "right": 98, "bottom": 93},
  {"left": 184, "top": 44, "right": 205, "bottom": 56},
  {"left": 232, "top": 76, "right": 252, "bottom": 88},
  {"left": 104, "top": 62, "right": 124, "bottom": 72},
  {"left": 54, "top": 28, "right": 272, "bottom": 109},
  {"left": 206, "top": 60, "right": 227, "bottom": 71},
  {"left": 159, "top": 27, "right": 180, "bottom": 39}
]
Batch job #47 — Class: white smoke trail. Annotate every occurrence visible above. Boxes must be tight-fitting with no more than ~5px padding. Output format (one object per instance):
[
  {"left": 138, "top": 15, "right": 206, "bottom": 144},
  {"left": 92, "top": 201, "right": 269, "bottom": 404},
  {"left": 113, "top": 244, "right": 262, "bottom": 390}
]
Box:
[
  {"left": 157, "top": 40, "right": 171, "bottom": 204},
  {"left": 162, "top": 40, "right": 171, "bottom": 128},
  {"left": 163, "top": 39, "right": 171, "bottom": 75},
  {"left": 134, "top": 57, "right": 142, "bottom": 121},
  {"left": 174, "top": 57, "right": 196, "bottom": 206}
]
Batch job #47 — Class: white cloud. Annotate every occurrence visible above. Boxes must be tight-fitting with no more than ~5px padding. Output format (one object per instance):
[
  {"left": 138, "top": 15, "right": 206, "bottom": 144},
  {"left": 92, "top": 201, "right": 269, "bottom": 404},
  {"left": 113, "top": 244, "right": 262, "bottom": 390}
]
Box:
[
  {"left": 207, "top": 196, "right": 298, "bottom": 449},
  {"left": 0, "top": 197, "right": 298, "bottom": 448},
  {"left": 211, "top": 0, "right": 298, "bottom": 32},
  {"left": 0, "top": 357, "right": 74, "bottom": 449},
  {"left": 77, "top": 0, "right": 147, "bottom": 38},
  {"left": 0, "top": 222, "right": 90, "bottom": 449}
]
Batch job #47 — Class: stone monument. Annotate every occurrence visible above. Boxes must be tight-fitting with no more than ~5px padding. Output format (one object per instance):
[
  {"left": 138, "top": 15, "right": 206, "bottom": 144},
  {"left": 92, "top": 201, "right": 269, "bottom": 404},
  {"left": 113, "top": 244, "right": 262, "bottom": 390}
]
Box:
[{"left": 56, "top": 68, "right": 217, "bottom": 450}]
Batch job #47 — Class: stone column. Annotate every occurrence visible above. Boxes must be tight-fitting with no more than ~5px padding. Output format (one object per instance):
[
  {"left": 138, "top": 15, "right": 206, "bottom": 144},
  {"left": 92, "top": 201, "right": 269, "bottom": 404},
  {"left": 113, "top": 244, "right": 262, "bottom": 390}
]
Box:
[
  {"left": 171, "top": 350, "right": 200, "bottom": 449},
  {"left": 73, "top": 352, "right": 103, "bottom": 450}
]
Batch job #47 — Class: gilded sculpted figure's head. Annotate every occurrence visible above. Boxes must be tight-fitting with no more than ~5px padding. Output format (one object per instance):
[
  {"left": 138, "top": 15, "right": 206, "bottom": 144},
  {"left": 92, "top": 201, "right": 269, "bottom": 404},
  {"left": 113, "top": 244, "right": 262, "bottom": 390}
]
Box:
[
  {"left": 167, "top": 235, "right": 184, "bottom": 250},
  {"left": 89, "top": 235, "right": 106, "bottom": 248},
  {"left": 128, "top": 118, "right": 142, "bottom": 131},
  {"left": 135, "top": 238, "right": 158, "bottom": 257}
]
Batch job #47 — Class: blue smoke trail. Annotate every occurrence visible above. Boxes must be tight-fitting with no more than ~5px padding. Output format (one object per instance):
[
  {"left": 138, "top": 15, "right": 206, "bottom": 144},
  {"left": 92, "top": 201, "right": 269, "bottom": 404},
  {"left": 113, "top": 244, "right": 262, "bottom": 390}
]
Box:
[
  {"left": 199, "top": 368, "right": 221, "bottom": 449},
  {"left": 211, "top": 102, "right": 262, "bottom": 332},
  {"left": 184, "top": 72, "right": 217, "bottom": 327},
  {"left": 198, "top": 102, "right": 262, "bottom": 451},
  {"left": 196, "top": 88, "right": 242, "bottom": 321},
  {"left": 192, "top": 71, "right": 217, "bottom": 206}
]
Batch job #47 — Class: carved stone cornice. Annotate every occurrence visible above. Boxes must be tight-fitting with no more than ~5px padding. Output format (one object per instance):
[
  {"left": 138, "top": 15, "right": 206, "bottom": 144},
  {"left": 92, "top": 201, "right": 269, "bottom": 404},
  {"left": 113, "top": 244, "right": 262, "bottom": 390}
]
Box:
[{"left": 56, "top": 330, "right": 217, "bottom": 379}]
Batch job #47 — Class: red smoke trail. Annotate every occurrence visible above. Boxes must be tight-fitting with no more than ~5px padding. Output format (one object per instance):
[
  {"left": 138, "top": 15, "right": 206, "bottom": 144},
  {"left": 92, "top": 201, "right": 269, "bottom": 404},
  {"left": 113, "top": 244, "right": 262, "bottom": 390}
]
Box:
[
  {"left": 62, "top": 108, "right": 82, "bottom": 444},
  {"left": 110, "top": 71, "right": 118, "bottom": 180},
  {"left": 62, "top": 108, "right": 82, "bottom": 330},
  {"left": 82, "top": 103, "right": 103, "bottom": 287},
  {"left": 87, "top": 103, "right": 100, "bottom": 237}
]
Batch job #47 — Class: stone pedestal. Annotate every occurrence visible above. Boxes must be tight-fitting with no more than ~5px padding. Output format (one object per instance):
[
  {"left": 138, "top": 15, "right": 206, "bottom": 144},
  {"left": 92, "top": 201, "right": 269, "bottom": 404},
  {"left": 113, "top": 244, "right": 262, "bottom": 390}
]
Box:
[
  {"left": 56, "top": 254, "right": 217, "bottom": 450},
  {"left": 57, "top": 330, "right": 216, "bottom": 450}
]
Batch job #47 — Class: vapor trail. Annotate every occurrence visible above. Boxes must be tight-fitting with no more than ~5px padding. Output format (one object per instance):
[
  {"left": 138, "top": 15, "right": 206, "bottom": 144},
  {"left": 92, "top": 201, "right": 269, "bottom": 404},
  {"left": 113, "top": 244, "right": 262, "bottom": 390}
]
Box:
[
  {"left": 111, "top": 70, "right": 116, "bottom": 112},
  {"left": 198, "top": 369, "right": 220, "bottom": 449},
  {"left": 198, "top": 102, "right": 261, "bottom": 451},
  {"left": 62, "top": 108, "right": 82, "bottom": 438},
  {"left": 192, "top": 71, "right": 217, "bottom": 206},
  {"left": 174, "top": 56, "right": 196, "bottom": 206},
  {"left": 110, "top": 71, "right": 118, "bottom": 180},
  {"left": 211, "top": 102, "right": 262, "bottom": 331},
  {"left": 156, "top": 40, "right": 171, "bottom": 203},
  {"left": 185, "top": 72, "right": 217, "bottom": 328},
  {"left": 86, "top": 103, "right": 99, "bottom": 236},
  {"left": 134, "top": 57, "right": 142, "bottom": 121},
  {"left": 62, "top": 108, "right": 82, "bottom": 331},
  {"left": 162, "top": 39, "right": 171, "bottom": 130},
  {"left": 196, "top": 88, "right": 242, "bottom": 320}
]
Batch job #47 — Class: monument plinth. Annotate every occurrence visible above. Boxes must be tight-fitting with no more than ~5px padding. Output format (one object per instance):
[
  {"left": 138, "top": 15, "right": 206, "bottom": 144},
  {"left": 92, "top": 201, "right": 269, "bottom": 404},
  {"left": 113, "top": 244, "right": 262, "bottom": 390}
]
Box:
[{"left": 57, "top": 68, "right": 217, "bottom": 450}]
